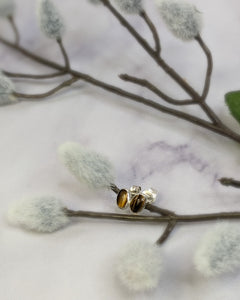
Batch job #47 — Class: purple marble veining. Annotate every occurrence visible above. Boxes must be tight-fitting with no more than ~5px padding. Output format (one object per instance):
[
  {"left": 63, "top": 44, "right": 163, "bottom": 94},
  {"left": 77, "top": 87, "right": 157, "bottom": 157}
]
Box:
[{"left": 127, "top": 141, "right": 219, "bottom": 183}]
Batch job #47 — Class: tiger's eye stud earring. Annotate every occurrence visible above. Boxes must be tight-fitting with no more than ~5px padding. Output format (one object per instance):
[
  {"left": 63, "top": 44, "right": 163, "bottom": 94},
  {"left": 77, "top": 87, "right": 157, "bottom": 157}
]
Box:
[
  {"left": 116, "top": 186, "right": 157, "bottom": 213},
  {"left": 117, "top": 189, "right": 129, "bottom": 209},
  {"left": 130, "top": 193, "right": 147, "bottom": 213}
]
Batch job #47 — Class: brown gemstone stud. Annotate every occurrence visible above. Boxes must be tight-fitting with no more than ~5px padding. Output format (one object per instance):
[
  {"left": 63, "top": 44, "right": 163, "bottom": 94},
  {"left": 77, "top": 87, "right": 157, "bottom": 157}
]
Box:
[
  {"left": 116, "top": 186, "right": 158, "bottom": 214},
  {"left": 117, "top": 189, "right": 129, "bottom": 210},
  {"left": 130, "top": 194, "right": 147, "bottom": 213}
]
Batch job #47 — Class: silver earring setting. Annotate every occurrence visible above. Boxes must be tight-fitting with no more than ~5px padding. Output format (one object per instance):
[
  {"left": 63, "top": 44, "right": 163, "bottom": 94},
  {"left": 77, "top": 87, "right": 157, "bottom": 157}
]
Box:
[{"left": 117, "top": 186, "right": 157, "bottom": 214}]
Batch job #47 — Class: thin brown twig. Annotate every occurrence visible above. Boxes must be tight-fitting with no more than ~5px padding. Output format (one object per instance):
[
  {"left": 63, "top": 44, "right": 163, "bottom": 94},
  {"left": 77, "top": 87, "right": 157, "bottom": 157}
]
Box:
[
  {"left": 145, "top": 203, "right": 175, "bottom": 217},
  {"left": 199, "top": 101, "right": 225, "bottom": 127},
  {"left": 194, "top": 36, "right": 226, "bottom": 127},
  {"left": 110, "top": 183, "right": 120, "bottom": 194},
  {"left": 57, "top": 38, "right": 70, "bottom": 70},
  {"left": 119, "top": 73, "right": 196, "bottom": 106},
  {"left": 8, "top": 15, "right": 20, "bottom": 45},
  {"left": 140, "top": 10, "right": 161, "bottom": 55},
  {"left": 156, "top": 220, "right": 177, "bottom": 244},
  {"left": 3, "top": 70, "right": 66, "bottom": 79},
  {"left": 13, "top": 77, "right": 79, "bottom": 100},
  {"left": 1, "top": 36, "right": 240, "bottom": 143},
  {"left": 219, "top": 178, "right": 240, "bottom": 189},
  {"left": 195, "top": 35, "right": 213, "bottom": 101}
]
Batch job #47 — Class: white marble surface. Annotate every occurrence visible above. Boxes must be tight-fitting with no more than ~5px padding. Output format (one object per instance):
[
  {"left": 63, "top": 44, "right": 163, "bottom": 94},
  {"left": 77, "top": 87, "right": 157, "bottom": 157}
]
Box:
[{"left": 1, "top": 0, "right": 240, "bottom": 299}]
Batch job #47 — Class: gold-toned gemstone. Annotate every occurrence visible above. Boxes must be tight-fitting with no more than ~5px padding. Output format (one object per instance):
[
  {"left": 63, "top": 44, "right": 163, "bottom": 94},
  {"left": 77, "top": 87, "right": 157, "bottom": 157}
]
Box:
[
  {"left": 130, "top": 194, "right": 147, "bottom": 213},
  {"left": 117, "top": 189, "right": 129, "bottom": 209}
]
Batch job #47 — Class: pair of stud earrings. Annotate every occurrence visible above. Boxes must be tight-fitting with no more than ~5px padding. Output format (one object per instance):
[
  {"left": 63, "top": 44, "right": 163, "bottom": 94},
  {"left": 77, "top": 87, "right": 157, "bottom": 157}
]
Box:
[{"left": 116, "top": 186, "right": 157, "bottom": 213}]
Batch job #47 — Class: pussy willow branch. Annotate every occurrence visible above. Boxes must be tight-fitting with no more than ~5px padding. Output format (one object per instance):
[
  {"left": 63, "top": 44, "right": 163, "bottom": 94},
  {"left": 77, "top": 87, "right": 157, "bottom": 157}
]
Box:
[
  {"left": 156, "top": 220, "right": 176, "bottom": 245},
  {"left": 65, "top": 208, "right": 240, "bottom": 222},
  {"left": 195, "top": 35, "right": 213, "bottom": 100},
  {"left": 1, "top": 3, "right": 240, "bottom": 145},
  {"left": 70, "top": 173, "right": 240, "bottom": 244},
  {"left": 0, "top": 36, "right": 226, "bottom": 136},
  {"left": 57, "top": 38, "right": 70, "bottom": 70},
  {"left": 110, "top": 183, "right": 240, "bottom": 244},
  {"left": 100, "top": 0, "right": 225, "bottom": 127},
  {"left": 101, "top": 0, "right": 198, "bottom": 98},
  {"left": 1, "top": 36, "right": 240, "bottom": 143},
  {"left": 119, "top": 73, "right": 196, "bottom": 106},
  {"left": 13, "top": 77, "right": 79, "bottom": 100},
  {"left": 140, "top": 10, "right": 161, "bottom": 55},
  {"left": 65, "top": 207, "right": 240, "bottom": 245},
  {"left": 3, "top": 70, "right": 66, "bottom": 79}
]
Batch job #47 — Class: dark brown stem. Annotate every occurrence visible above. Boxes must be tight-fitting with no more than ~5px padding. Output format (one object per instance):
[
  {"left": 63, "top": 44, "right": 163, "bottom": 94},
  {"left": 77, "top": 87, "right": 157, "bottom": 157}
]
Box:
[
  {"left": 195, "top": 35, "right": 213, "bottom": 101},
  {"left": 3, "top": 70, "right": 66, "bottom": 79},
  {"left": 65, "top": 208, "right": 169, "bottom": 222},
  {"left": 64, "top": 207, "right": 240, "bottom": 243},
  {"left": 57, "top": 38, "right": 70, "bottom": 70},
  {"left": 145, "top": 203, "right": 175, "bottom": 217},
  {"left": 120, "top": 73, "right": 196, "bottom": 106},
  {"left": 64, "top": 208, "right": 240, "bottom": 222},
  {"left": 68, "top": 76, "right": 227, "bottom": 138},
  {"left": 8, "top": 15, "right": 20, "bottom": 45},
  {"left": 140, "top": 10, "right": 161, "bottom": 55},
  {"left": 110, "top": 183, "right": 120, "bottom": 194},
  {"left": 219, "top": 177, "right": 240, "bottom": 189},
  {"left": 1, "top": 36, "right": 240, "bottom": 143},
  {"left": 156, "top": 220, "right": 177, "bottom": 244},
  {"left": 194, "top": 35, "right": 225, "bottom": 126},
  {"left": 13, "top": 77, "right": 79, "bottom": 100},
  {"left": 0, "top": 36, "right": 216, "bottom": 129}
]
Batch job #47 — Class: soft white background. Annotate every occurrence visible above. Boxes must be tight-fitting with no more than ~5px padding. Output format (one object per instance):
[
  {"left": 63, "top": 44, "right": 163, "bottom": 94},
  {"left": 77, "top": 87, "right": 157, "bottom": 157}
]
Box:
[{"left": 1, "top": 0, "right": 240, "bottom": 299}]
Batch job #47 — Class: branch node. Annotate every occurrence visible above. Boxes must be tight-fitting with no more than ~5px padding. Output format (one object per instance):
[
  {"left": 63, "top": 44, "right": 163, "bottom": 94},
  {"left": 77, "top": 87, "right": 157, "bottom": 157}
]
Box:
[
  {"left": 140, "top": 10, "right": 161, "bottom": 55},
  {"left": 156, "top": 220, "right": 177, "bottom": 245}
]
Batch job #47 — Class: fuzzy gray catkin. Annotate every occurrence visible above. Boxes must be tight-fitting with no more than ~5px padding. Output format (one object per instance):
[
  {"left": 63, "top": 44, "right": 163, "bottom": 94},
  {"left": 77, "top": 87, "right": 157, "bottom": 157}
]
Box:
[
  {"left": 0, "top": 71, "right": 15, "bottom": 106},
  {"left": 0, "top": 0, "right": 15, "bottom": 18},
  {"left": 58, "top": 142, "right": 115, "bottom": 189},
  {"left": 7, "top": 196, "right": 70, "bottom": 233},
  {"left": 194, "top": 223, "right": 240, "bottom": 277},
  {"left": 114, "top": 0, "right": 143, "bottom": 14},
  {"left": 38, "top": 0, "right": 65, "bottom": 39},
  {"left": 116, "top": 240, "right": 162, "bottom": 292},
  {"left": 88, "top": 0, "right": 143, "bottom": 14},
  {"left": 156, "top": 0, "right": 202, "bottom": 41},
  {"left": 88, "top": 0, "right": 102, "bottom": 5}
]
